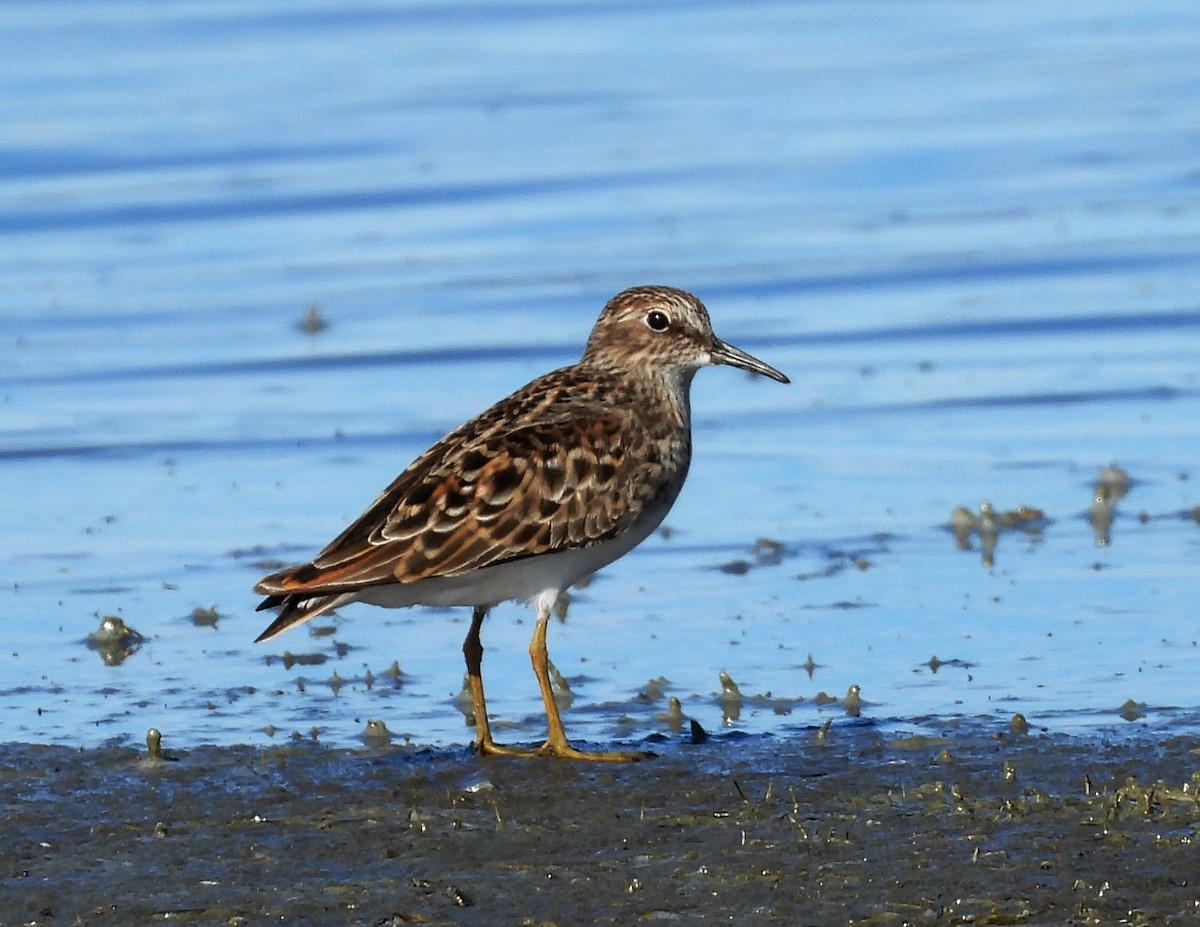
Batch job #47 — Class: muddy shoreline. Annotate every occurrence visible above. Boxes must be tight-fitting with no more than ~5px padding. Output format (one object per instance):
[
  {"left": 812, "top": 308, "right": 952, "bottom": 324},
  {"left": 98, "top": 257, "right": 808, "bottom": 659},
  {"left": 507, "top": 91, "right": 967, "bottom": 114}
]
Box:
[{"left": 5, "top": 724, "right": 1198, "bottom": 925}]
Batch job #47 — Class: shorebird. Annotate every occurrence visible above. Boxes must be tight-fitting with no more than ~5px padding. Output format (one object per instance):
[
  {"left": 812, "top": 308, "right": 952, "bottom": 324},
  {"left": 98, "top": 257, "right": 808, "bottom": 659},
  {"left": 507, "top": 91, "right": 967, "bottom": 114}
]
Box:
[{"left": 255, "top": 285, "right": 789, "bottom": 760}]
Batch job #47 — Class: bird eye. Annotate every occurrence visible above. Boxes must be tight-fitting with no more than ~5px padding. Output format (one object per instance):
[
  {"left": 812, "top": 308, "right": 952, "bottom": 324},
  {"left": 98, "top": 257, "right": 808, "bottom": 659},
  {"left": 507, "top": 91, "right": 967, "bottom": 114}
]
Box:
[{"left": 645, "top": 309, "right": 670, "bottom": 332}]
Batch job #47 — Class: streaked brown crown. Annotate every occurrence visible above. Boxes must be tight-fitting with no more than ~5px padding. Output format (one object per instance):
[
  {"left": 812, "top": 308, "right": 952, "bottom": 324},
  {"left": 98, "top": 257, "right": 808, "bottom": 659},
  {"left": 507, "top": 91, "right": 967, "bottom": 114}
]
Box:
[{"left": 581, "top": 286, "right": 717, "bottom": 377}]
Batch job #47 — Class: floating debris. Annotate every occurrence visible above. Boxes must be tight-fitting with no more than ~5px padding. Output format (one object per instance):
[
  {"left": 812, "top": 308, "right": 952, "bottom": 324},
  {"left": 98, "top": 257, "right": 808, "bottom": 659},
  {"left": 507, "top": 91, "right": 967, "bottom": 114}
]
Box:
[
  {"left": 1089, "top": 488, "right": 1116, "bottom": 547},
  {"left": 87, "top": 615, "right": 144, "bottom": 647},
  {"left": 657, "top": 696, "right": 685, "bottom": 733},
  {"left": 146, "top": 728, "right": 163, "bottom": 761},
  {"left": 718, "top": 671, "right": 743, "bottom": 724},
  {"left": 1096, "top": 464, "right": 1131, "bottom": 501},
  {"left": 361, "top": 719, "right": 392, "bottom": 747},
  {"left": 141, "top": 728, "right": 177, "bottom": 765},
  {"left": 996, "top": 505, "right": 1047, "bottom": 529},
  {"left": 635, "top": 677, "right": 669, "bottom": 704},
  {"left": 281, "top": 651, "right": 328, "bottom": 670},
  {"left": 949, "top": 505, "right": 977, "bottom": 549},
  {"left": 86, "top": 616, "right": 145, "bottom": 666},
  {"left": 189, "top": 606, "right": 219, "bottom": 629},
  {"left": 843, "top": 684, "right": 863, "bottom": 718},
  {"left": 297, "top": 304, "right": 328, "bottom": 334},
  {"left": 753, "top": 537, "right": 784, "bottom": 566},
  {"left": 1119, "top": 698, "right": 1147, "bottom": 722},
  {"left": 924, "top": 656, "right": 975, "bottom": 674},
  {"left": 978, "top": 501, "right": 998, "bottom": 567},
  {"left": 1088, "top": 465, "right": 1132, "bottom": 546},
  {"left": 948, "top": 500, "right": 1048, "bottom": 566}
]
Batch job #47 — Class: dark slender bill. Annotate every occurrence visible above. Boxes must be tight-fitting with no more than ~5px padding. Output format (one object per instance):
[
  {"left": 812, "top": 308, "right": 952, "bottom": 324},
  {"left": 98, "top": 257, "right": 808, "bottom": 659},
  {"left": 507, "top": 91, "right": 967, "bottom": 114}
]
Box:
[{"left": 711, "top": 338, "right": 790, "bottom": 383}]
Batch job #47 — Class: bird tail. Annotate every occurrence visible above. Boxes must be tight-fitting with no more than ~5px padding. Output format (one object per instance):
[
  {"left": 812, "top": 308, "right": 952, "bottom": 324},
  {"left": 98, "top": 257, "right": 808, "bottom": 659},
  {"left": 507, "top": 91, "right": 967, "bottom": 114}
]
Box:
[{"left": 254, "top": 591, "right": 353, "bottom": 643}]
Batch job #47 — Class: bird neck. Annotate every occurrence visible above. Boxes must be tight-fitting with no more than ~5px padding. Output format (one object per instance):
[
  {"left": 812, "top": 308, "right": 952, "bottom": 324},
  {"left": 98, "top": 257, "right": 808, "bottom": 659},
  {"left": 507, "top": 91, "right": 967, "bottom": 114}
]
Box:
[{"left": 658, "top": 364, "right": 697, "bottom": 428}]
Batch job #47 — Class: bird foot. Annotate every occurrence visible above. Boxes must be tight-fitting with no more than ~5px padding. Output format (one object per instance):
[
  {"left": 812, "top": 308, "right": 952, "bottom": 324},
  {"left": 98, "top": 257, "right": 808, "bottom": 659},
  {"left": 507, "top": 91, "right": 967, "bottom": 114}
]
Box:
[
  {"left": 474, "top": 737, "right": 653, "bottom": 763},
  {"left": 536, "top": 741, "right": 655, "bottom": 763},
  {"left": 473, "top": 738, "right": 542, "bottom": 759}
]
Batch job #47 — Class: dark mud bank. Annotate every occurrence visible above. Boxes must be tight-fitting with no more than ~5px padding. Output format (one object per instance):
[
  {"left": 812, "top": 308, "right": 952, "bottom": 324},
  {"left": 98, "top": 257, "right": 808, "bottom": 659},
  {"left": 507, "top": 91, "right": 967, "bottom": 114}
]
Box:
[{"left": 5, "top": 725, "right": 1199, "bottom": 925}]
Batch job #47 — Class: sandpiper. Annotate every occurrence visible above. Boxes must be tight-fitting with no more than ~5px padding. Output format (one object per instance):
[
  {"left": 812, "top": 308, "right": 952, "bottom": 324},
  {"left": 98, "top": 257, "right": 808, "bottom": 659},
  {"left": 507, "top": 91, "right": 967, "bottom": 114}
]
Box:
[{"left": 255, "top": 285, "right": 789, "bottom": 761}]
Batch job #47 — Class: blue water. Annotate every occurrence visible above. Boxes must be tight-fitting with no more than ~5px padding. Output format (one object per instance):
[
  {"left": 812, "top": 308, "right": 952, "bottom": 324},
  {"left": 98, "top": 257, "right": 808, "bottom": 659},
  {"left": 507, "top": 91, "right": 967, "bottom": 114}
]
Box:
[{"left": 3, "top": 1, "right": 1200, "bottom": 750}]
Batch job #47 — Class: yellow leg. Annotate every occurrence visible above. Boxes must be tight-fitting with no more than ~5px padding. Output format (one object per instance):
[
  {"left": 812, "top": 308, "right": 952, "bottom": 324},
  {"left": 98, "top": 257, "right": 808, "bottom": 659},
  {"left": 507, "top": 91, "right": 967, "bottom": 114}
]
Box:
[
  {"left": 462, "top": 606, "right": 537, "bottom": 758},
  {"left": 528, "top": 596, "right": 652, "bottom": 763}
]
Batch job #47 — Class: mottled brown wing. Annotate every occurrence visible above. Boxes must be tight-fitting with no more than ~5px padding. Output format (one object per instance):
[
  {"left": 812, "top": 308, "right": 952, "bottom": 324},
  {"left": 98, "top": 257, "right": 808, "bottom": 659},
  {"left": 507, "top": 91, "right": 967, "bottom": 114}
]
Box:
[{"left": 255, "top": 408, "right": 668, "bottom": 598}]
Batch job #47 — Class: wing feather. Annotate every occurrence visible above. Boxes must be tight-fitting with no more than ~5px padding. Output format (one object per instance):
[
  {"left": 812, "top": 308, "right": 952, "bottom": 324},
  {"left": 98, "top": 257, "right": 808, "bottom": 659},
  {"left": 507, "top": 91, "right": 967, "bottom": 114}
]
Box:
[{"left": 254, "top": 370, "right": 675, "bottom": 601}]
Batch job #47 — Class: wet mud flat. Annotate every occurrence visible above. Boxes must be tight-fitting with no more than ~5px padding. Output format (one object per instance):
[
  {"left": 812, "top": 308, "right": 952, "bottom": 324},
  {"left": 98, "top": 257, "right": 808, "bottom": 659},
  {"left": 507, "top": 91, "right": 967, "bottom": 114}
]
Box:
[{"left": 5, "top": 726, "right": 1199, "bottom": 926}]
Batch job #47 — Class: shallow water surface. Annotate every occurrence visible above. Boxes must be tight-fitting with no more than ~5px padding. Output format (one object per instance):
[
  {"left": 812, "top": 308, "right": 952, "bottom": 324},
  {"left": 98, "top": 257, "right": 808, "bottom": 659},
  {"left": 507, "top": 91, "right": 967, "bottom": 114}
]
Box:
[{"left": 3, "top": 1, "right": 1200, "bottom": 752}]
